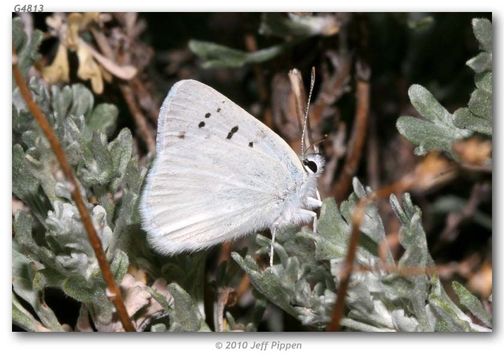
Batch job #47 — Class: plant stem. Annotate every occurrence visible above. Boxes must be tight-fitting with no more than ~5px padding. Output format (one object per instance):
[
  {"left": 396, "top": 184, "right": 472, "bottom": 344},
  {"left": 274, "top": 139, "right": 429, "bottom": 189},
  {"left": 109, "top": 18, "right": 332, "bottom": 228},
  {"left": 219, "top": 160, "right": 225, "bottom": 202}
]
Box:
[{"left": 333, "top": 62, "right": 371, "bottom": 201}]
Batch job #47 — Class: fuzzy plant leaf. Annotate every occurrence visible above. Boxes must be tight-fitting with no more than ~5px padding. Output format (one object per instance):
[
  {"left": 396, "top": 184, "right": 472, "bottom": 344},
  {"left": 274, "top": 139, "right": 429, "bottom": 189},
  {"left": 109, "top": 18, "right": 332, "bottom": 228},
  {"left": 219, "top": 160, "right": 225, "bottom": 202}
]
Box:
[
  {"left": 396, "top": 84, "right": 471, "bottom": 157},
  {"left": 88, "top": 103, "right": 118, "bottom": 135},
  {"left": 12, "top": 295, "right": 50, "bottom": 332},
  {"left": 152, "top": 253, "right": 208, "bottom": 325},
  {"left": 108, "top": 128, "right": 134, "bottom": 191},
  {"left": 12, "top": 246, "right": 65, "bottom": 331},
  {"left": 189, "top": 40, "right": 291, "bottom": 69},
  {"left": 397, "top": 18, "right": 492, "bottom": 159},
  {"left": 259, "top": 13, "right": 340, "bottom": 39},
  {"left": 232, "top": 179, "right": 491, "bottom": 332},
  {"left": 12, "top": 144, "right": 39, "bottom": 199},
  {"left": 454, "top": 19, "right": 492, "bottom": 136},
  {"left": 166, "top": 283, "right": 210, "bottom": 331},
  {"left": 312, "top": 198, "right": 350, "bottom": 260},
  {"left": 466, "top": 18, "right": 492, "bottom": 73},
  {"left": 427, "top": 279, "right": 484, "bottom": 332},
  {"left": 452, "top": 281, "right": 492, "bottom": 328},
  {"left": 12, "top": 18, "right": 44, "bottom": 78},
  {"left": 340, "top": 178, "right": 394, "bottom": 264}
]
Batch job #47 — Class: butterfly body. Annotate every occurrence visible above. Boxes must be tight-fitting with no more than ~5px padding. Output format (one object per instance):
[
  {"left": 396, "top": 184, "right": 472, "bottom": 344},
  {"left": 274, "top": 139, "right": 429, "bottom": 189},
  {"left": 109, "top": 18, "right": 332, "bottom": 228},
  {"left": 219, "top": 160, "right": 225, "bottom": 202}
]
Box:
[{"left": 140, "top": 80, "right": 323, "bottom": 259}]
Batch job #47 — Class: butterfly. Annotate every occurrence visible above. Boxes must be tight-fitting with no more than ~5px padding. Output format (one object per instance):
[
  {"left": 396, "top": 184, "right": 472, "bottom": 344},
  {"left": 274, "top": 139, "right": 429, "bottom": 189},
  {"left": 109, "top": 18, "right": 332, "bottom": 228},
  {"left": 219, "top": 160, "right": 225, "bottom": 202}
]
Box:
[{"left": 140, "top": 79, "right": 323, "bottom": 266}]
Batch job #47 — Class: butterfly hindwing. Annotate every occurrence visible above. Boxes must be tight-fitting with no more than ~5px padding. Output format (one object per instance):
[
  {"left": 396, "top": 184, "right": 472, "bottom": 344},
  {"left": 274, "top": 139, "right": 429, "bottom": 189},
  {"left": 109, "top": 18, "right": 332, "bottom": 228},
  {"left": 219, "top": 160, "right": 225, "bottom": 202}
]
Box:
[{"left": 140, "top": 80, "right": 305, "bottom": 254}]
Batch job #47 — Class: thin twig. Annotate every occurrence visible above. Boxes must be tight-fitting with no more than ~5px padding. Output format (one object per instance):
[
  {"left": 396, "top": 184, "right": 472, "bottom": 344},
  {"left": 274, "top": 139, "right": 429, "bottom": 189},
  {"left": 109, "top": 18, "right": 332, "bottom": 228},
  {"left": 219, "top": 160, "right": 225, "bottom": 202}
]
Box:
[
  {"left": 353, "top": 263, "right": 439, "bottom": 277},
  {"left": 131, "top": 77, "right": 160, "bottom": 125},
  {"left": 244, "top": 33, "right": 269, "bottom": 103},
  {"left": 439, "top": 182, "right": 490, "bottom": 242},
  {"left": 367, "top": 114, "right": 380, "bottom": 190},
  {"left": 332, "top": 62, "right": 371, "bottom": 201},
  {"left": 13, "top": 49, "right": 136, "bottom": 332},
  {"left": 90, "top": 27, "right": 156, "bottom": 154},
  {"left": 244, "top": 33, "right": 273, "bottom": 129},
  {"left": 311, "top": 52, "right": 352, "bottom": 128},
  {"left": 120, "top": 83, "right": 156, "bottom": 153}
]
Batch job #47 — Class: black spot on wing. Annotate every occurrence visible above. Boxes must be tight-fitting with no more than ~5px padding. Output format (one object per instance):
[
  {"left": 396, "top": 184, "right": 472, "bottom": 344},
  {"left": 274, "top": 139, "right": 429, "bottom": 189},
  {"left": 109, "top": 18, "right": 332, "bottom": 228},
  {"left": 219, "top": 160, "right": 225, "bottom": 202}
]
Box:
[
  {"left": 177, "top": 131, "right": 186, "bottom": 139},
  {"left": 226, "top": 126, "right": 239, "bottom": 139},
  {"left": 217, "top": 108, "right": 221, "bottom": 112},
  {"left": 248, "top": 142, "right": 254, "bottom": 148},
  {"left": 198, "top": 121, "right": 205, "bottom": 128},
  {"left": 205, "top": 112, "right": 211, "bottom": 118}
]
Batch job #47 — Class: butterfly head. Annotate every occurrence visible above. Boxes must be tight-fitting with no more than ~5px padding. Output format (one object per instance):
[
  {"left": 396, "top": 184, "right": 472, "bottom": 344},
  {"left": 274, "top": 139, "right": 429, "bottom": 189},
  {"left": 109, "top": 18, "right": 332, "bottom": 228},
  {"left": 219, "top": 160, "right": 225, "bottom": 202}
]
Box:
[{"left": 302, "top": 153, "right": 325, "bottom": 176}]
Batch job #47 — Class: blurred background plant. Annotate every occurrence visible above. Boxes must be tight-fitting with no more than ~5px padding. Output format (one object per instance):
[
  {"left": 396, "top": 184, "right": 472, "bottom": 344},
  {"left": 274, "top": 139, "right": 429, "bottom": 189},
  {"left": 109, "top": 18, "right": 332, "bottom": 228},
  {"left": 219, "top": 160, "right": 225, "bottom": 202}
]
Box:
[{"left": 12, "top": 12, "right": 491, "bottom": 332}]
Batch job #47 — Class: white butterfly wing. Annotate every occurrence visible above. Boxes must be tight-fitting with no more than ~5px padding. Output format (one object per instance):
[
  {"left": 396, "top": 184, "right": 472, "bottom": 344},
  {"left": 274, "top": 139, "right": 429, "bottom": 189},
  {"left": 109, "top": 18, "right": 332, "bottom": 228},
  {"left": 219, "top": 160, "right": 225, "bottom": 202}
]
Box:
[{"left": 140, "top": 80, "right": 305, "bottom": 254}]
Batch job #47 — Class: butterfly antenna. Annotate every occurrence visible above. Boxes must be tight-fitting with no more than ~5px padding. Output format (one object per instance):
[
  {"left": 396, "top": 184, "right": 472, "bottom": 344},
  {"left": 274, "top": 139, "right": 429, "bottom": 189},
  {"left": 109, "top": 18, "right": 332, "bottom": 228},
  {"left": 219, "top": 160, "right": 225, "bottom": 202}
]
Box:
[{"left": 301, "top": 67, "right": 316, "bottom": 158}]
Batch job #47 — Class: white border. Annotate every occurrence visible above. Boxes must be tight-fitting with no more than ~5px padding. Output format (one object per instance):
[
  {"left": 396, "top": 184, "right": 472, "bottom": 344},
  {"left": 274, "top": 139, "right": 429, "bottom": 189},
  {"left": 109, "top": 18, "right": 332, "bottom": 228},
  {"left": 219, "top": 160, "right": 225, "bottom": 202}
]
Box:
[{"left": 2, "top": 1, "right": 502, "bottom": 359}]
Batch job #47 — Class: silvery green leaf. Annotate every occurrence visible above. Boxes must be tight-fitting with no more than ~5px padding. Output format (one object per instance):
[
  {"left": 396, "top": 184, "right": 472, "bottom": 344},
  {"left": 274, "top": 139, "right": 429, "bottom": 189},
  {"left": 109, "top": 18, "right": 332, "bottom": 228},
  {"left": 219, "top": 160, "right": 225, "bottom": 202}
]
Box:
[
  {"left": 475, "top": 71, "right": 492, "bottom": 93},
  {"left": 12, "top": 17, "right": 43, "bottom": 77},
  {"left": 167, "top": 283, "right": 209, "bottom": 331},
  {"left": 259, "top": 13, "right": 340, "bottom": 38},
  {"left": 108, "top": 128, "right": 133, "bottom": 191},
  {"left": 232, "top": 253, "right": 298, "bottom": 318},
  {"left": 12, "top": 247, "right": 41, "bottom": 308},
  {"left": 110, "top": 249, "right": 129, "bottom": 283},
  {"left": 12, "top": 295, "right": 48, "bottom": 332},
  {"left": 150, "top": 323, "right": 167, "bottom": 332},
  {"left": 45, "top": 201, "right": 113, "bottom": 280},
  {"left": 46, "top": 201, "right": 92, "bottom": 252},
  {"left": 124, "top": 157, "right": 145, "bottom": 194},
  {"left": 62, "top": 276, "right": 104, "bottom": 304},
  {"left": 407, "top": 14, "right": 434, "bottom": 31},
  {"left": 12, "top": 144, "right": 40, "bottom": 202},
  {"left": 468, "top": 88, "right": 492, "bottom": 121},
  {"left": 428, "top": 277, "right": 488, "bottom": 332},
  {"left": 391, "top": 309, "right": 420, "bottom": 331},
  {"left": 452, "top": 281, "right": 492, "bottom": 328},
  {"left": 429, "top": 297, "right": 472, "bottom": 332},
  {"left": 189, "top": 40, "right": 290, "bottom": 69},
  {"left": 396, "top": 85, "right": 471, "bottom": 156},
  {"left": 12, "top": 248, "right": 64, "bottom": 331},
  {"left": 147, "top": 286, "right": 173, "bottom": 313},
  {"left": 50, "top": 85, "right": 73, "bottom": 124},
  {"left": 340, "top": 317, "right": 395, "bottom": 332},
  {"left": 110, "top": 191, "right": 139, "bottom": 251},
  {"left": 78, "top": 132, "right": 114, "bottom": 187},
  {"left": 14, "top": 211, "right": 64, "bottom": 274},
  {"left": 388, "top": 193, "right": 435, "bottom": 331},
  {"left": 453, "top": 108, "right": 492, "bottom": 136},
  {"left": 466, "top": 52, "right": 492, "bottom": 73},
  {"left": 92, "top": 205, "right": 113, "bottom": 250},
  {"left": 340, "top": 178, "right": 393, "bottom": 263},
  {"left": 472, "top": 18, "right": 492, "bottom": 53},
  {"left": 88, "top": 103, "right": 118, "bottom": 135},
  {"left": 314, "top": 198, "right": 350, "bottom": 260},
  {"left": 70, "top": 84, "right": 95, "bottom": 118}
]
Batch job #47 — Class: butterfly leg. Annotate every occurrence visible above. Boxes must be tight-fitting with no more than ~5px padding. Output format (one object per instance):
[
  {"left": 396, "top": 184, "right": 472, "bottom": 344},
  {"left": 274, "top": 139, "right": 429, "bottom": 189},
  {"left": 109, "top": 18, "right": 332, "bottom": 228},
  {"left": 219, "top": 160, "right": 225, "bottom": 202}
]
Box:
[
  {"left": 306, "top": 192, "right": 322, "bottom": 233},
  {"left": 315, "top": 190, "right": 322, "bottom": 232},
  {"left": 269, "top": 227, "right": 277, "bottom": 267}
]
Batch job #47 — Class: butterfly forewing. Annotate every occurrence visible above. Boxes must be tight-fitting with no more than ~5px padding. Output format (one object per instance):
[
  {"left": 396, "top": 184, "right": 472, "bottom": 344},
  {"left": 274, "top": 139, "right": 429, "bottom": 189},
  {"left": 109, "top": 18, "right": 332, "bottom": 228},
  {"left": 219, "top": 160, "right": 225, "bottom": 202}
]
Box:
[{"left": 140, "top": 80, "right": 305, "bottom": 254}]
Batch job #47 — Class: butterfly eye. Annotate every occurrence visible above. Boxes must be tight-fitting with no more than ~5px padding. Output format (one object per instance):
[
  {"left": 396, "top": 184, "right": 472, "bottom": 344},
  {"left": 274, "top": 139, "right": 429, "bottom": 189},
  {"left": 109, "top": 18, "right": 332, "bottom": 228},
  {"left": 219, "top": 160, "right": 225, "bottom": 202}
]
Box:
[{"left": 303, "top": 159, "right": 318, "bottom": 173}]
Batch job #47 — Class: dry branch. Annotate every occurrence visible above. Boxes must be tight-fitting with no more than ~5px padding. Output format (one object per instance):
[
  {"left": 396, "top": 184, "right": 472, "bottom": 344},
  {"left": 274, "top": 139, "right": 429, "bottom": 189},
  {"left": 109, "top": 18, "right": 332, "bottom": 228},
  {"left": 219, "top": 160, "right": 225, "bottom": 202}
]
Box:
[{"left": 332, "top": 62, "right": 371, "bottom": 201}]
